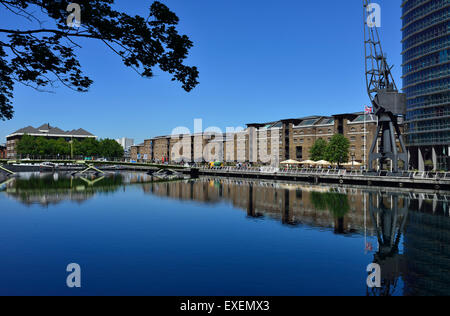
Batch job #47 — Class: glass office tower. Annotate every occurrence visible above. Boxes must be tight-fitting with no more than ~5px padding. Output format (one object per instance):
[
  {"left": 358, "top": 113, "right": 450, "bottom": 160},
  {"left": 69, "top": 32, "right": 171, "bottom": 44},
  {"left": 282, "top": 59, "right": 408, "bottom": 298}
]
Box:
[{"left": 401, "top": 0, "right": 450, "bottom": 171}]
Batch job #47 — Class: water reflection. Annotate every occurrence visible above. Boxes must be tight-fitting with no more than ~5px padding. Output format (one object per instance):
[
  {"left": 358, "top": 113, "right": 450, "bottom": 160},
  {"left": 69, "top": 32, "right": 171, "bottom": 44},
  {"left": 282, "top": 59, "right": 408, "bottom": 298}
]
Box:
[
  {"left": 1, "top": 174, "right": 450, "bottom": 295},
  {"left": 143, "top": 178, "right": 375, "bottom": 235},
  {"left": 142, "top": 177, "right": 450, "bottom": 296},
  {"left": 2, "top": 172, "right": 154, "bottom": 206},
  {"left": 367, "top": 192, "right": 409, "bottom": 296}
]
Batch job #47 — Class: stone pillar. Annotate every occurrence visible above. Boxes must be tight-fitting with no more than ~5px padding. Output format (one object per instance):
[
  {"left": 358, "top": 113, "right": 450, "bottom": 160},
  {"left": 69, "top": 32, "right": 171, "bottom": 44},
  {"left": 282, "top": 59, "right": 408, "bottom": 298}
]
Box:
[
  {"left": 407, "top": 149, "right": 411, "bottom": 171},
  {"left": 432, "top": 147, "right": 437, "bottom": 171},
  {"left": 248, "top": 127, "right": 257, "bottom": 163},
  {"left": 418, "top": 147, "right": 425, "bottom": 172}
]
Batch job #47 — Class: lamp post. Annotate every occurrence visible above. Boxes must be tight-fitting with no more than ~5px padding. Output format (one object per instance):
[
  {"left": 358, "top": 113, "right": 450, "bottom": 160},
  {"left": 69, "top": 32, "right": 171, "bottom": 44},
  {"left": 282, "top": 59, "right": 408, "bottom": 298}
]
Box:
[{"left": 70, "top": 136, "right": 73, "bottom": 160}]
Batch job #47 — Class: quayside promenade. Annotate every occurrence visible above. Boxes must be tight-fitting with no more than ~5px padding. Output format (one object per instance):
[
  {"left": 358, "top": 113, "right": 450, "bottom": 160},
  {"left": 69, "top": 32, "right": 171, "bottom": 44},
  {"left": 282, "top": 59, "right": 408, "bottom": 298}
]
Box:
[
  {"left": 2, "top": 159, "right": 450, "bottom": 191},
  {"left": 196, "top": 166, "right": 450, "bottom": 191}
]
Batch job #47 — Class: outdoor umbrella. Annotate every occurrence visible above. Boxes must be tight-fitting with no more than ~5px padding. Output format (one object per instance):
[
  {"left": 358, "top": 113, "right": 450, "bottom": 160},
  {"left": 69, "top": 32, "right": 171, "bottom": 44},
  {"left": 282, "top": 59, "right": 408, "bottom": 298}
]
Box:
[
  {"left": 342, "top": 161, "right": 363, "bottom": 167},
  {"left": 280, "top": 159, "right": 302, "bottom": 165},
  {"left": 315, "top": 160, "right": 332, "bottom": 166},
  {"left": 299, "top": 160, "right": 316, "bottom": 165}
]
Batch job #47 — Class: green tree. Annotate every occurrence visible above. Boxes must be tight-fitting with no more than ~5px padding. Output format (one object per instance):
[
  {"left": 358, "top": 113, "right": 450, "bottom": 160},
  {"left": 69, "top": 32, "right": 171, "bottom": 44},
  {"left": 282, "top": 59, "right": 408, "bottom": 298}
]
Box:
[
  {"left": 99, "top": 139, "right": 124, "bottom": 159},
  {"left": 80, "top": 138, "right": 100, "bottom": 157},
  {"left": 16, "top": 134, "right": 36, "bottom": 157},
  {"left": 0, "top": 1, "right": 199, "bottom": 121},
  {"left": 309, "top": 138, "right": 328, "bottom": 161},
  {"left": 325, "top": 134, "right": 350, "bottom": 166},
  {"left": 55, "top": 138, "right": 70, "bottom": 157},
  {"left": 35, "top": 137, "right": 49, "bottom": 156}
]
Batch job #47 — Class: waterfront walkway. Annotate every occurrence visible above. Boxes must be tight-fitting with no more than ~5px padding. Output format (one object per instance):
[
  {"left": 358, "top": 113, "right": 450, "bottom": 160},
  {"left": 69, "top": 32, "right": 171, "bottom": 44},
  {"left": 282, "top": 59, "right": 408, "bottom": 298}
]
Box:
[
  {"left": 196, "top": 166, "right": 450, "bottom": 191},
  {"left": 2, "top": 159, "right": 450, "bottom": 191}
]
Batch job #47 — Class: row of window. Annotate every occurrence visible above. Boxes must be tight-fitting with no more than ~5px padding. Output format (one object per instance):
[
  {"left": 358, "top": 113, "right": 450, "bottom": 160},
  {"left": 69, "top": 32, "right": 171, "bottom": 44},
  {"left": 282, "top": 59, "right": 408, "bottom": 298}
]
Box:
[
  {"left": 293, "top": 128, "right": 333, "bottom": 135},
  {"left": 402, "top": 23, "right": 449, "bottom": 52},
  {"left": 402, "top": 0, "right": 441, "bottom": 18},
  {"left": 407, "top": 130, "right": 450, "bottom": 145},
  {"left": 407, "top": 105, "right": 450, "bottom": 120},
  {"left": 403, "top": 35, "right": 450, "bottom": 62},
  {"left": 403, "top": 62, "right": 450, "bottom": 87},
  {"left": 403, "top": 6, "right": 449, "bottom": 39},
  {"left": 404, "top": 77, "right": 450, "bottom": 98},
  {"left": 350, "top": 136, "right": 368, "bottom": 142},
  {"left": 408, "top": 117, "right": 450, "bottom": 132},
  {"left": 402, "top": 0, "right": 449, "bottom": 28},
  {"left": 406, "top": 91, "right": 450, "bottom": 108},
  {"left": 403, "top": 49, "right": 450, "bottom": 75}
]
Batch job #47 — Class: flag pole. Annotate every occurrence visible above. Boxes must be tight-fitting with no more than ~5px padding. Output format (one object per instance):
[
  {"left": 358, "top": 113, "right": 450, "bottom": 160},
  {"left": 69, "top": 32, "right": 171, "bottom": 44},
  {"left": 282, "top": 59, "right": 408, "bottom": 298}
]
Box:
[{"left": 364, "top": 106, "right": 367, "bottom": 170}]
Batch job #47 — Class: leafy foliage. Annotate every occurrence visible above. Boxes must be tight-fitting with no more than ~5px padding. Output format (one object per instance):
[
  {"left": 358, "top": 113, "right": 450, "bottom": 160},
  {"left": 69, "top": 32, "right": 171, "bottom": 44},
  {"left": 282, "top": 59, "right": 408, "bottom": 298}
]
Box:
[
  {"left": 0, "top": 0, "right": 199, "bottom": 120},
  {"left": 325, "top": 134, "right": 350, "bottom": 166},
  {"left": 309, "top": 138, "right": 328, "bottom": 161},
  {"left": 17, "top": 135, "right": 124, "bottom": 158}
]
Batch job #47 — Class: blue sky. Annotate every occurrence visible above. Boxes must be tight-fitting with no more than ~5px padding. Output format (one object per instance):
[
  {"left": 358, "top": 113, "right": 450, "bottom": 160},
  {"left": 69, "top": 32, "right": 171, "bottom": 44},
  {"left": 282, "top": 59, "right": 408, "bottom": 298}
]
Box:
[{"left": 0, "top": 0, "right": 403, "bottom": 144}]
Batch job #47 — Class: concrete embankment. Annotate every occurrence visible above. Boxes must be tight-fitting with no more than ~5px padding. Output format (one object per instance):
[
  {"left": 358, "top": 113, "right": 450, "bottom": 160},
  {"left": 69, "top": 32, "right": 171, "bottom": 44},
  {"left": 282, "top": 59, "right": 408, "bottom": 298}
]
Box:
[{"left": 197, "top": 169, "right": 450, "bottom": 191}]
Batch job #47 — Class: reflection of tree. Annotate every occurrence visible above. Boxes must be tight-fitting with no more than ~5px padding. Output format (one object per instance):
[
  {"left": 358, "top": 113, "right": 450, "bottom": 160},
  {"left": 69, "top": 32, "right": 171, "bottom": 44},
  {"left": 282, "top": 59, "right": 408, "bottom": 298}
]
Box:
[
  {"left": 13, "top": 175, "right": 123, "bottom": 191},
  {"left": 367, "top": 192, "right": 409, "bottom": 297},
  {"left": 310, "top": 191, "right": 350, "bottom": 234},
  {"left": 8, "top": 174, "right": 125, "bottom": 206},
  {"left": 310, "top": 191, "right": 350, "bottom": 218},
  {"left": 310, "top": 192, "right": 328, "bottom": 211}
]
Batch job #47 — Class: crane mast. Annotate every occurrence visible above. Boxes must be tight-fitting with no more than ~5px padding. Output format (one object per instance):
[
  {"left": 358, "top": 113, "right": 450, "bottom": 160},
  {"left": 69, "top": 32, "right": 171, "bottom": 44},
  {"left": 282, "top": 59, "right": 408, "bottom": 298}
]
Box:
[{"left": 363, "top": 0, "right": 408, "bottom": 172}]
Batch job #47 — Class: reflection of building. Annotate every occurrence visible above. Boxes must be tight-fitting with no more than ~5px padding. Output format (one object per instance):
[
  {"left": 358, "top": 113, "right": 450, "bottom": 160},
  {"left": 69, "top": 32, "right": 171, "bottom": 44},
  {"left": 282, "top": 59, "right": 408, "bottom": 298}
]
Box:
[
  {"left": 131, "top": 112, "right": 386, "bottom": 168},
  {"left": 142, "top": 178, "right": 450, "bottom": 296},
  {"left": 401, "top": 1, "right": 450, "bottom": 171},
  {"left": 0, "top": 144, "right": 6, "bottom": 159},
  {"left": 402, "top": 198, "right": 450, "bottom": 296},
  {"left": 143, "top": 178, "right": 375, "bottom": 234},
  {"left": 6, "top": 123, "right": 97, "bottom": 159}
]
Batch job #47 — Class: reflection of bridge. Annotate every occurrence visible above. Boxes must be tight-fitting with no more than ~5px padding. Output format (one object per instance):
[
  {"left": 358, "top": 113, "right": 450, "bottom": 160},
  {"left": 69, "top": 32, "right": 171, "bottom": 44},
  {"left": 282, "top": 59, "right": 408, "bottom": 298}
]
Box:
[{"left": 0, "top": 159, "right": 187, "bottom": 173}]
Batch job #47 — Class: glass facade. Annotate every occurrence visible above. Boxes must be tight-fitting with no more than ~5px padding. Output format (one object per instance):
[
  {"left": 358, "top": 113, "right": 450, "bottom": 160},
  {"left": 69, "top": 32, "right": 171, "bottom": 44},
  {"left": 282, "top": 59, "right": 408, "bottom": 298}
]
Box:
[{"left": 402, "top": 0, "right": 450, "bottom": 148}]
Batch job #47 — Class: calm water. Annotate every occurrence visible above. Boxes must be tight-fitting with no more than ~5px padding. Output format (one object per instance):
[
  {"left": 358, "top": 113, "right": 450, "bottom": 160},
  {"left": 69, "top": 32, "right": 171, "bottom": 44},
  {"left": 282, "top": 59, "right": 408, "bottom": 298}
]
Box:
[{"left": 0, "top": 172, "right": 449, "bottom": 296}]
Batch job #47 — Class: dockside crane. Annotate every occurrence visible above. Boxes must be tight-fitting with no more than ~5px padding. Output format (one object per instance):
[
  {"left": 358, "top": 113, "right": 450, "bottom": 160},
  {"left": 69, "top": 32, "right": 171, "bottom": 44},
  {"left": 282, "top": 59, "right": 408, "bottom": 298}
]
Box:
[{"left": 363, "top": 0, "right": 408, "bottom": 172}]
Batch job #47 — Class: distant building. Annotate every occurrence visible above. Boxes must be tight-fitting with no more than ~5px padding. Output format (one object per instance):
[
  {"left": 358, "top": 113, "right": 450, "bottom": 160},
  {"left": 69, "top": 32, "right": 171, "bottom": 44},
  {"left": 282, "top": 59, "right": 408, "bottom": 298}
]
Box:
[
  {"left": 116, "top": 137, "right": 134, "bottom": 152},
  {"left": 6, "top": 123, "right": 97, "bottom": 159},
  {"left": 0, "top": 144, "right": 6, "bottom": 159},
  {"left": 130, "top": 112, "right": 396, "bottom": 169}
]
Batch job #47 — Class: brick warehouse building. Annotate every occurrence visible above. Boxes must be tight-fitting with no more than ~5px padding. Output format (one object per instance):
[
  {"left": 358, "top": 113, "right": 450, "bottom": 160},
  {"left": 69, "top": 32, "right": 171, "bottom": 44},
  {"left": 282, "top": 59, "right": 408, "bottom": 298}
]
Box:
[
  {"left": 6, "top": 123, "right": 97, "bottom": 159},
  {"left": 131, "top": 112, "right": 403, "bottom": 168}
]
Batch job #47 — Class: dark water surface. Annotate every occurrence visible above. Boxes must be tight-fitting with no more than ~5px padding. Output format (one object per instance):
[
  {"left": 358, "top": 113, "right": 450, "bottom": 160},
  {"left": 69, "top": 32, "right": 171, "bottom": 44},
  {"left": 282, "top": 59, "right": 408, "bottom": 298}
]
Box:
[{"left": 0, "top": 172, "right": 449, "bottom": 296}]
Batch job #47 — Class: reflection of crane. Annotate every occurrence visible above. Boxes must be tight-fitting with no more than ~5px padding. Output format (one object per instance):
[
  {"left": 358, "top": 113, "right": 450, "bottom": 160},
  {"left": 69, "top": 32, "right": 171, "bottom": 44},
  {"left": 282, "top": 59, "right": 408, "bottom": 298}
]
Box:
[
  {"left": 363, "top": 1, "right": 408, "bottom": 172},
  {"left": 367, "top": 192, "right": 409, "bottom": 296}
]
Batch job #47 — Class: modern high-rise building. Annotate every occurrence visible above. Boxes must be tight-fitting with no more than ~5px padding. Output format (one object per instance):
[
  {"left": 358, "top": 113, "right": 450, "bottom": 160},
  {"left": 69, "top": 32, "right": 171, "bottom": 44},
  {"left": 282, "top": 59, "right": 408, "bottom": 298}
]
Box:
[
  {"left": 401, "top": 0, "right": 450, "bottom": 171},
  {"left": 116, "top": 137, "right": 135, "bottom": 152}
]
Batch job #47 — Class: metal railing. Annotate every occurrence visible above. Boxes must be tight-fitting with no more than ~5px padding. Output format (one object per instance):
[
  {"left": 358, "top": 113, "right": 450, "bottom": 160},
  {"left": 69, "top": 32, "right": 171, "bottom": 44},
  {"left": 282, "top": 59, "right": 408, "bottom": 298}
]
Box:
[{"left": 199, "top": 166, "right": 450, "bottom": 180}]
